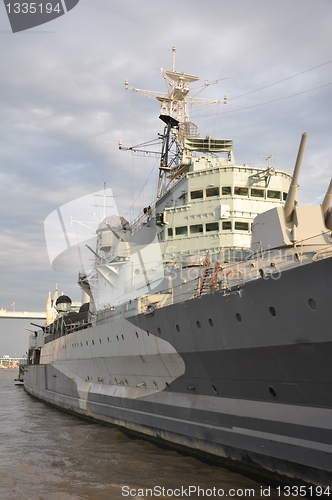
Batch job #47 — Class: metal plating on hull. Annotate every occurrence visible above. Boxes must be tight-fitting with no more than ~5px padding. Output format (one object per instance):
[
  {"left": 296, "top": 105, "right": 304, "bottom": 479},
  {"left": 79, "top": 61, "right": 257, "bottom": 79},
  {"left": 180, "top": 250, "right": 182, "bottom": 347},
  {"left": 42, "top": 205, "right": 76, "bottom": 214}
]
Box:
[{"left": 25, "top": 256, "right": 332, "bottom": 486}]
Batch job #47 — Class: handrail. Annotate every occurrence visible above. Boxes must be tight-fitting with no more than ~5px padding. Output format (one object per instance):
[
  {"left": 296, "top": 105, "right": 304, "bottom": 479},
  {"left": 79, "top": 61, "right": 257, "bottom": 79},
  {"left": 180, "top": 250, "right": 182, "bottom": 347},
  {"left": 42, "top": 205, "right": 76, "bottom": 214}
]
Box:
[{"left": 131, "top": 200, "right": 157, "bottom": 235}]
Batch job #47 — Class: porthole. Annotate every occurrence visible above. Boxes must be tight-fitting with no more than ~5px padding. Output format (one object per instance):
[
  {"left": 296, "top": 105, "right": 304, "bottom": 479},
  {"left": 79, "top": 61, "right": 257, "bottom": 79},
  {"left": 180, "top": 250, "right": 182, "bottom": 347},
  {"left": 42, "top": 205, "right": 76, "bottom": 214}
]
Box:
[
  {"left": 157, "top": 327, "right": 161, "bottom": 335},
  {"left": 99, "top": 339, "right": 102, "bottom": 344},
  {"left": 92, "top": 340, "right": 94, "bottom": 345},
  {"left": 236, "top": 313, "right": 242, "bottom": 323},
  {"left": 176, "top": 324, "right": 180, "bottom": 332},
  {"left": 308, "top": 298, "right": 316, "bottom": 310},
  {"left": 269, "top": 306, "right": 276, "bottom": 317},
  {"left": 107, "top": 337, "right": 110, "bottom": 342},
  {"left": 136, "top": 332, "right": 139, "bottom": 338},
  {"left": 86, "top": 341, "right": 88, "bottom": 345},
  {"left": 116, "top": 335, "right": 119, "bottom": 341},
  {"left": 147, "top": 330, "right": 150, "bottom": 336},
  {"left": 196, "top": 320, "right": 201, "bottom": 329},
  {"left": 208, "top": 318, "right": 214, "bottom": 327},
  {"left": 122, "top": 334, "right": 124, "bottom": 340},
  {"left": 211, "top": 384, "right": 218, "bottom": 394},
  {"left": 269, "top": 386, "right": 277, "bottom": 398}
]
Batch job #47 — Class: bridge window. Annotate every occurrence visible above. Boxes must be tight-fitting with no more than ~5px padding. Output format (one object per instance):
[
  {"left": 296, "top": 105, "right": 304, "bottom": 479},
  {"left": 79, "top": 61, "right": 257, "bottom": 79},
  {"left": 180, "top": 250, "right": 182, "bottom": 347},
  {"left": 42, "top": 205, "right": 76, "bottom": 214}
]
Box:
[
  {"left": 267, "top": 190, "right": 281, "bottom": 200},
  {"left": 250, "top": 188, "right": 265, "bottom": 198},
  {"left": 190, "top": 189, "right": 203, "bottom": 200},
  {"left": 206, "top": 222, "right": 219, "bottom": 232},
  {"left": 190, "top": 224, "right": 203, "bottom": 234},
  {"left": 235, "top": 221, "right": 249, "bottom": 231},
  {"left": 222, "top": 186, "right": 231, "bottom": 195},
  {"left": 168, "top": 227, "right": 173, "bottom": 237},
  {"left": 206, "top": 187, "right": 219, "bottom": 197},
  {"left": 283, "top": 192, "right": 288, "bottom": 201},
  {"left": 234, "top": 186, "right": 248, "bottom": 196},
  {"left": 222, "top": 221, "right": 232, "bottom": 230},
  {"left": 175, "top": 226, "right": 188, "bottom": 236}
]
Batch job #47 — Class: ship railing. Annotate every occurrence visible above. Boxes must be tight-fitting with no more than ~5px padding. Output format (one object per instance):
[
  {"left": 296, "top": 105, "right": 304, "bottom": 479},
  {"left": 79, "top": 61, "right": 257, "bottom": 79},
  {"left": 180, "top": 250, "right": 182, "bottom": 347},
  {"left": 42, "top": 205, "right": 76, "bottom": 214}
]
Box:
[
  {"left": 190, "top": 244, "right": 320, "bottom": 297},
  {"left": 93, "top": 277, "right": 236, "bottom": 323},
  {"left": 94, "top": 284, "right": 197, "bottom": 324},
  {"left": 93, "top": 240, "right": 331, "bottom": 322},
  {"left": 92, "top": 247, "right": 251, "bottom": 322},
  {"left": 130, "top": 200, "right": 156, "bottom": 235},
  {"left": 214, "top": 243, "right": 326, "bottom": 291},
  {"left": 44, "top": 318, "right": 91, "bottom": 344},
  {"left": 61, "top": 246, "right": 329, "bottom": 331}
]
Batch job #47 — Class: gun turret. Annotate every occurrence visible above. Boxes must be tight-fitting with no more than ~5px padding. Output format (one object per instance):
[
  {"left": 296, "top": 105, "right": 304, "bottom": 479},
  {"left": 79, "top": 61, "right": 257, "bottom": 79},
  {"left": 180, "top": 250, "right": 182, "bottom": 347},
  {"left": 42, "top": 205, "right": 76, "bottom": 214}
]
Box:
[
  {"left": 322, "top": 178, "right": 332, "bottom": 230},
  {"left": 284, "top": 132, "right": 307, "bottom": 223},
  {"left": 252, "top": 133, "right": 332, "bottom": 252}
]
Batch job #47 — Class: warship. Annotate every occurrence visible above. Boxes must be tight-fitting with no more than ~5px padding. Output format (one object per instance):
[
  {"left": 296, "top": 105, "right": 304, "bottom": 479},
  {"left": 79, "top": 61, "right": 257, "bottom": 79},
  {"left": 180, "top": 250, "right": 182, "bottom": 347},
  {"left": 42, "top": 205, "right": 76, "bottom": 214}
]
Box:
[{"left": 24, "top": 48, "right": 332, "bottom": 487}]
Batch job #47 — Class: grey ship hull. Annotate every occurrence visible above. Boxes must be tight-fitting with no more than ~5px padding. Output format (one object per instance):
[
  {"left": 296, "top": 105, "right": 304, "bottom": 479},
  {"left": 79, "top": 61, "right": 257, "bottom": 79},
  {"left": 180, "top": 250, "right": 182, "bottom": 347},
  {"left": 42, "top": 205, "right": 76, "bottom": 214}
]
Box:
[{"left": 24, "top": 256, "right": 332, "bottom": 486}]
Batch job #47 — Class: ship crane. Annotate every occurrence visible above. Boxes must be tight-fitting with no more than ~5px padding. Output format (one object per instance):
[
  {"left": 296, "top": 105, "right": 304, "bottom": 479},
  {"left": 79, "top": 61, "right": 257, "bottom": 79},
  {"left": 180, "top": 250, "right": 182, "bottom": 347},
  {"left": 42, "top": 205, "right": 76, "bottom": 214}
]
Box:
[{"left": 123, "top": 46, "right": 228, "bottom": 199}]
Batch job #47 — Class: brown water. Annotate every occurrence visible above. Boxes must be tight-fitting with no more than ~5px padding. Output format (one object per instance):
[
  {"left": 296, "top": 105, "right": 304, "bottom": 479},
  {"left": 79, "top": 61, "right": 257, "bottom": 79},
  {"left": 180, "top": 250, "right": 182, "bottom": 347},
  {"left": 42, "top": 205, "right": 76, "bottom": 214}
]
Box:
[{"left": 0, "top": 369, "right": 298, "bottom": 499}]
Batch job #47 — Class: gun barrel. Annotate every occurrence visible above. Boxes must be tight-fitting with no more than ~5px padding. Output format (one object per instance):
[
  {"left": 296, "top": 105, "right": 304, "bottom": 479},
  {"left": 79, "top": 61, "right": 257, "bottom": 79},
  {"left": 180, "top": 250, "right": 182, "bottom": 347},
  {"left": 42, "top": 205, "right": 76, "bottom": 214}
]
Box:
[
  {"left": 284, "top": 132, "right": 307, "bottom": 223},
  {"left": 326, "top": 207, "right": 332, "bottom": 230},
  {"left": 322, "top": 178, "right": 332, "bottom": 219}
]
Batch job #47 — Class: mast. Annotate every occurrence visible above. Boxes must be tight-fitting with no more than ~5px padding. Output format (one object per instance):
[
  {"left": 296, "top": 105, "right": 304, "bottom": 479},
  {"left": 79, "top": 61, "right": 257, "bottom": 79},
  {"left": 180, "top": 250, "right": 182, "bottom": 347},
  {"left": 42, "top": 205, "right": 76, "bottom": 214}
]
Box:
[{"left": 124, "top": 47, "right": 227, "bottom": 199}]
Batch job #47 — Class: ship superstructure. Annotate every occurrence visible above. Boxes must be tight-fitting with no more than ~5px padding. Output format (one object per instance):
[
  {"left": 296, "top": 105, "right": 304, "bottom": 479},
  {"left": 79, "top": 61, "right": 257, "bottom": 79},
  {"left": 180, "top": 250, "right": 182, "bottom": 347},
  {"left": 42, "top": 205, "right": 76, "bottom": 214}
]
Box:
[
  {"left": 124, "top": 46, "right": 294, "bottom": 263},
  {"left": 24, "top": 50, "right": 332, "bottom": 488}
]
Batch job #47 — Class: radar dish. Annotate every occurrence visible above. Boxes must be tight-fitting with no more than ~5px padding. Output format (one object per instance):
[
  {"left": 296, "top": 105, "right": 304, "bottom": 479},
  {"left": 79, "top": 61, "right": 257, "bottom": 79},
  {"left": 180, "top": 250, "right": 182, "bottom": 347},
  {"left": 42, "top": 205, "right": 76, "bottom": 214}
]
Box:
[{"left": 164, "top": 70, "right": 200, "bottom": 83}]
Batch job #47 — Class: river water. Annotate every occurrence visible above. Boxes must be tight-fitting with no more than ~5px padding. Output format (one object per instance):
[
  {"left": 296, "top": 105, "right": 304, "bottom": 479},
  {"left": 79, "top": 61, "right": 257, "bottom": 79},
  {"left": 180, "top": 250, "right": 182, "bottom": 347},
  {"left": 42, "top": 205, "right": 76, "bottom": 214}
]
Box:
[{"left": 0, "top": 369, "right": 297, "bottom": 500}]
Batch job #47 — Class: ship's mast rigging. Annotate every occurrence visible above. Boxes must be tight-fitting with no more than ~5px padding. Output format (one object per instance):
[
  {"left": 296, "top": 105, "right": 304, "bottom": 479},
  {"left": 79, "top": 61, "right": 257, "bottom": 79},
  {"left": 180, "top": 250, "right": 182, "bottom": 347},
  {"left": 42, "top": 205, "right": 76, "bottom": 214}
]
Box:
[{"left": 121, "top": 46, "right": 227, "bottom": 199}]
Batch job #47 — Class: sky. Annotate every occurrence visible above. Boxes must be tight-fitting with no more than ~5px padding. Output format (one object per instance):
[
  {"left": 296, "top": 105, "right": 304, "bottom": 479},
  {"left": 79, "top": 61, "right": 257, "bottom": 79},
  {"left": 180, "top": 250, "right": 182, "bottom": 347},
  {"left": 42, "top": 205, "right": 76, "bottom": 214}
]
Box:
[{"left": 0, "top": 0, "right": 332, "bottom": 355}]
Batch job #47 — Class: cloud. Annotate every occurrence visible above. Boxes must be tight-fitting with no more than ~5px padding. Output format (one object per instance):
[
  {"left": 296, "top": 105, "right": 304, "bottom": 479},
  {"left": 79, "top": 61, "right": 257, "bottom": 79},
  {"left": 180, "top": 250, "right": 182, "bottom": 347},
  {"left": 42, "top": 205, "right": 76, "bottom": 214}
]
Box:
[{"left": 0, "top": 0, "right": 332, "bottom": 354}]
